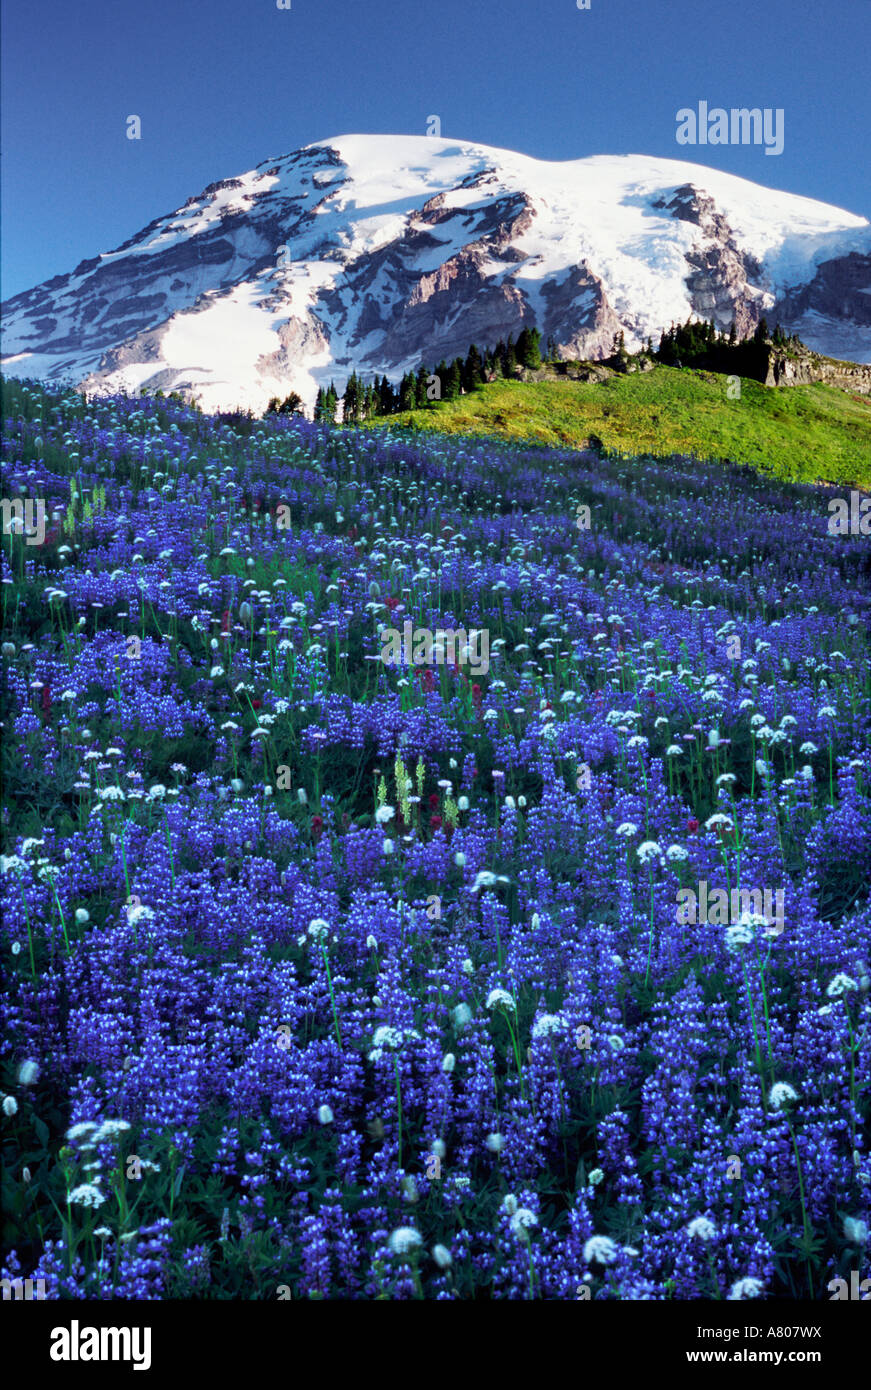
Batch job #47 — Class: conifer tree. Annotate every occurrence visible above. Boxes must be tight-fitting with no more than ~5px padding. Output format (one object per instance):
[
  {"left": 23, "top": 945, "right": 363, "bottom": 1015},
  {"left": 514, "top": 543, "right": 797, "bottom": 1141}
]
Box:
[
  {"left": 417, "top": 363, "right": 432, "bottom": 405},
  {"left": 343, "top": 372, "right": 360, "bottom": 425},
  {"left": 463, "top": 343, "right": 484, "bottom": 391},
  {"left": 445, "top": 359, "right": 462, "bottom": 400}
]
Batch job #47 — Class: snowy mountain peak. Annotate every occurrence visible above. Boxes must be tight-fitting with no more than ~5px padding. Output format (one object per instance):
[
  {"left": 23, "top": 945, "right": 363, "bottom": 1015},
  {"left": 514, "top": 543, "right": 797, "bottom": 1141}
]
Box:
[{"left": 3, "top": 134, "right": 869, "bottom": 412}]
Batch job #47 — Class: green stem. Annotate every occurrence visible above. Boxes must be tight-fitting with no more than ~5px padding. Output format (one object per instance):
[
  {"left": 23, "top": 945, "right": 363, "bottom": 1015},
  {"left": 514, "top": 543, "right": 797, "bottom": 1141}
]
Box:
[{"left": 320, "top": 945, "right": 343, "bottom": 1049}]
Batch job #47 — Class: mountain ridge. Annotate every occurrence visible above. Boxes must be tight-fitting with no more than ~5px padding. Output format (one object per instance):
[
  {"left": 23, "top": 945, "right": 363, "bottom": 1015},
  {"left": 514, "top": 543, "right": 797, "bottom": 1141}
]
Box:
[{"left": 2, "top": 133, "right": 870, "bottom": 412}]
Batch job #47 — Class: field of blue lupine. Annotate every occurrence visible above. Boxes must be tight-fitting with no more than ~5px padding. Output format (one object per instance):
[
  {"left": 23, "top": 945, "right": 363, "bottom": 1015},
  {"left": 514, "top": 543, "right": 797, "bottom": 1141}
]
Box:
[{"left": 1, "top": 376, "right": 869, "bottom": 1300}]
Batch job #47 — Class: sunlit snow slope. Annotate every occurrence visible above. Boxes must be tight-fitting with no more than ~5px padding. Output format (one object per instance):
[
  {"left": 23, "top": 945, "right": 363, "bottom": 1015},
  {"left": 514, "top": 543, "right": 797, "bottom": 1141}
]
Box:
[{"left": 3, "top": 134, "right": 869, "bottom": 412}]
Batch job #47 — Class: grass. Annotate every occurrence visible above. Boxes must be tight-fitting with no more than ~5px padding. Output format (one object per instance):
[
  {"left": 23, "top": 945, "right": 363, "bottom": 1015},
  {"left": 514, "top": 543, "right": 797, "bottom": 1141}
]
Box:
[{"left": 369, "top": 367, "right": 871, "bottom": 487}]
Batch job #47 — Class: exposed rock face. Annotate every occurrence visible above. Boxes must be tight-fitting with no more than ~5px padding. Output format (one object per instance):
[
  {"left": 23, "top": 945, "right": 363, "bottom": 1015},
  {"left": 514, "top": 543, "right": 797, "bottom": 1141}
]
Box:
[
  {"left": 256, "top": 315, "right": 331, "bottom": 381},
  {"left": 774, "top": 252, "right": 871, "bottom": 327},
  {"left": 325, "top": 184, "right": 541, "bottom": 366},
  {"left": 770, "top": 252, "right": 871, "bottom": 364},
  {"left": 2, "top": 134, "right": 868, "bottom": 412},
  {"left": 540, "top": 265, "right": 625, "bottom": 361},
  {"left": 656, "top": 185, "right": 766, "bottom": 335},
  {"left": 764, "top": 344, "right": 871, "bottom": 394}
]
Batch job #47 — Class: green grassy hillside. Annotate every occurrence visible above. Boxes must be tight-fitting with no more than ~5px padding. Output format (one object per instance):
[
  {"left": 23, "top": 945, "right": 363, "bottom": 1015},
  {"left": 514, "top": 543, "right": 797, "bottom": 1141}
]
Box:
[{"left": 370, "top": 366, "right": 871, "bottom": 486}]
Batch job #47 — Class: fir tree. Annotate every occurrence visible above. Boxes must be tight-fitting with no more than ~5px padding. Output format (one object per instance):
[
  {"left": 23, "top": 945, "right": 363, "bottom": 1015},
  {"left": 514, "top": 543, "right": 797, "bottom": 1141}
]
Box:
[
  {"left": 343, "top": 372, "right": 360, "bottom": 425},
  {"left": 515, "top": 326, "right": 542, "bottom": 369},
  {"left": 445, "top": 359, "right": 462, "bottom": 400},
  {"left": 417, "top": 363, "right": 432, "bottom": 406},
  {"left": 266, "top": 392, "right": 304, "bottom": 416},
  {"left": 463, "top": 343, "right": 484, "bottom": 391}
]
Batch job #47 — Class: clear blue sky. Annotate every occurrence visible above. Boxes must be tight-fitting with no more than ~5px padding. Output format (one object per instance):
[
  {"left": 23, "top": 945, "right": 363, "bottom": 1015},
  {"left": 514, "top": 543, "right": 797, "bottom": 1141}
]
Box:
[{"left": 2, "top": 0, "right": 869, "bottom": 298}]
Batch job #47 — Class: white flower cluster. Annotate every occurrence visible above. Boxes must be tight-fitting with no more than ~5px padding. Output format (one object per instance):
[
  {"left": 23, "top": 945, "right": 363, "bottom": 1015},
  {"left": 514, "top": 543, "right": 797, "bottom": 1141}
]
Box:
[{"left": 369, "top": 1025, "right": 421, "bottom": 1061}]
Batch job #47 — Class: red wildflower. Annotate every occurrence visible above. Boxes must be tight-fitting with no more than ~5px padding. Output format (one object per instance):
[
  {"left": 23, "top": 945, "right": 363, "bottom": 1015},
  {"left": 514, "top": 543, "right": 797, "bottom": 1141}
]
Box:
[
  {"left": 40, "top": 684, "right": 52, "bottom": 719},
  {"left": 421, "top": 669, "right": 435, "bottom": 692},
  {"left": 428, "top": 793, "right": 439, "bottom": 810},
  {"left": 472, "top": 683, "right": 483, "bottom": 708},
  {"left": 310, "top": 814, "right": 324, "bottom": 842},
  {"left": 251, "top": 699, "right": 262, "bottom": 710},
  {"left": 220, "top": 609, "right": 231, "bottom": 636},
  {"left": 429, "top": 814, "right": 443, "bottom": 832},
  {"left": 384, "top": 595, "right": 399, "bottom": 612},
  {"left": 687, "top": 817, "right": 699, "bottom": 834}
]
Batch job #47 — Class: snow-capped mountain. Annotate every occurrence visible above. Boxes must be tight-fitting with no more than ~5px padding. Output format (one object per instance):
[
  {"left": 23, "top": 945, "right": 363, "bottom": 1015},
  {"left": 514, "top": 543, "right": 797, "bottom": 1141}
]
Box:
[{"left": 3, "top": 133, "right": 870, "bottom": 412}]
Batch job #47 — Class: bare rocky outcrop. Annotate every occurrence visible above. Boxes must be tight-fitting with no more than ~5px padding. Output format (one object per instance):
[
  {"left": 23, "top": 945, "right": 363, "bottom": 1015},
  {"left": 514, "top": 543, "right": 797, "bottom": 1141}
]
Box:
[
  {"left": 540, "top": 264, "right": 625, "bottom": 361},
  {"left": 256, "top": 315, "right": 330, "bottom": 380},
  {"left": 764, "top": 343, "right": 871, "bottom": 394},
  {"left": 655, "top": 184, "right": 767, "bottom": 335},
  {"left": 337, "top": 187, "right": 541, "bottom": 367},
  {"left": 773, "top": 252, "right": 871, "bottom": 331}
]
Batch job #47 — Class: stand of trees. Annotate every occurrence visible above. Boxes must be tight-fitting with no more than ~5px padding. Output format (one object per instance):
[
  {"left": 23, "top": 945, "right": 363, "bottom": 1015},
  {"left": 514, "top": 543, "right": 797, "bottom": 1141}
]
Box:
[
  {"left": 326, "top": 326, "right": 544, "bottom": 423},
  {"left": 269, "top": 314, "right": 800, "bottom": 425},
  {"left": 654, "top": 316, "right": 797, "bottom": 377},
  {"left": 266, "top": 392, "right": 304, "bottom": 416}
]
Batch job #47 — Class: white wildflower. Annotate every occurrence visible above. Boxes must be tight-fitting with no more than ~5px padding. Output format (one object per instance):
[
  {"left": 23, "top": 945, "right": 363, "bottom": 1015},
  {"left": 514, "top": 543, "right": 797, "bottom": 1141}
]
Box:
[
  {"left": 637, "top": 840, "right": 662, "bottom": 865},
  {"left": 485, "top": 988, "right": 516, "bottom": 1013},
  {"left": 826, "top": 973, "right": 858, "bottom": 998},
  {"left": 388, "top": 1227, "right": 422, "bottom": 1256},
  {"left": 531, "top": 1013, "right": 567, "bottom": 1039},
  {"left": 68, "top": 1183, "right": 106, "bottom": 1208},
  {"left": 843, "top": 1216, "right": 868, "bottom": 1245},
  {"left": 584, "top": 1235, "right": 618, "bottom": 1265},
  {"left": 686, "top": 1216, "right": 717, "bottom": 1242},
  {"left": 728, "top": 1277, "right": 764, "bottom": 1300},
  {"left": 768, "top": 1082, "right": 799, "bottom": 1110}
]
